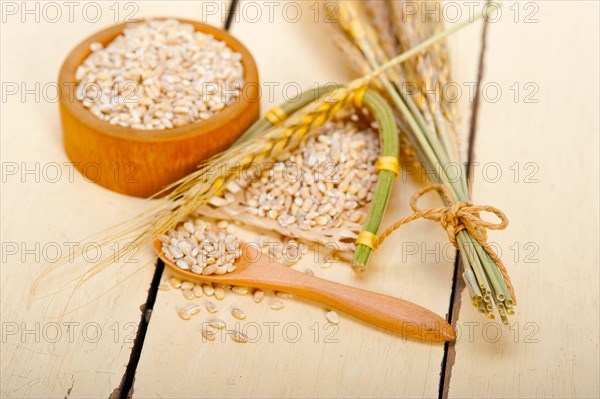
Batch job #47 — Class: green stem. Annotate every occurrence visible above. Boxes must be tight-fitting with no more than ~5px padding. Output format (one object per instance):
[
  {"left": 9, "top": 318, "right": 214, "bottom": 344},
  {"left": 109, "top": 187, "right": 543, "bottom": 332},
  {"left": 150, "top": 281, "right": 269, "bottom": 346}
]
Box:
[{"left": 352, "top": 90, "right": 399, "bottom": 270}]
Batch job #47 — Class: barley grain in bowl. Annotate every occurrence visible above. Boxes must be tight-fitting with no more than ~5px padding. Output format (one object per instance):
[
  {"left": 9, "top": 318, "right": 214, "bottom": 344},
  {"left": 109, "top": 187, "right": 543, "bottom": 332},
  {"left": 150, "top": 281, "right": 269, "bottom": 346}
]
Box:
[
  {"left": 58, "top": 18, "right": 260, "bottom": 197},
  {"left": 75, "top": 19, "right": 244, "bottom": 130}
]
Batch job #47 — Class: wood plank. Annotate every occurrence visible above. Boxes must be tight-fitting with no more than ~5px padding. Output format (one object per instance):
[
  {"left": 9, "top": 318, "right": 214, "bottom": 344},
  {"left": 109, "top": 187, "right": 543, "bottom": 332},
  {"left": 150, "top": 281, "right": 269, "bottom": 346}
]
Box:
[
  {"left": 447, "top": 1, "right": 600, "bottom": 397},
  {"left": 0, "top": 3, "right": 226, "bottom": 397},
  {"left": 133, "top": 2, "right": 484, "bottom": 397}
]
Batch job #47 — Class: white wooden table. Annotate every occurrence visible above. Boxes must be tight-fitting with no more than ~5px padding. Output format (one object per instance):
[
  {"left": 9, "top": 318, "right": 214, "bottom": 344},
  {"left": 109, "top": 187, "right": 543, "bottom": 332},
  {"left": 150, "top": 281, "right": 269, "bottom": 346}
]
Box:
[{"left": 1, "top": 1, "right": 598, "bottom": 398}]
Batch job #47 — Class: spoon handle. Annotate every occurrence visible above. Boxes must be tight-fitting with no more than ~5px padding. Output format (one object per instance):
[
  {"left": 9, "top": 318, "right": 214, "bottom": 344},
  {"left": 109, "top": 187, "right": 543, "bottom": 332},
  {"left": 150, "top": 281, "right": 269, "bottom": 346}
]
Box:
[{"left": 250, "top": 262, "right": 455, "bottom": 343}]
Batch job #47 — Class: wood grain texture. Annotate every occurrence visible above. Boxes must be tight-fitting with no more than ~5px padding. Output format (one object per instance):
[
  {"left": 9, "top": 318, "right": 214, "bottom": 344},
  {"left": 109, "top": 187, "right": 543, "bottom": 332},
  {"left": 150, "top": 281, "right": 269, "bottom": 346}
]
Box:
[
  {"left": 132, "top": 2, "right": 484, "bottom": 397},
  {"left": 59, "top": 18, "right": 259, "bottom": 198},
  {"left": 0, "top": 2, "right": 227, "bottom": 398},
  {"left": 447, "top": 1, "right": 600, "bottom": 398}
]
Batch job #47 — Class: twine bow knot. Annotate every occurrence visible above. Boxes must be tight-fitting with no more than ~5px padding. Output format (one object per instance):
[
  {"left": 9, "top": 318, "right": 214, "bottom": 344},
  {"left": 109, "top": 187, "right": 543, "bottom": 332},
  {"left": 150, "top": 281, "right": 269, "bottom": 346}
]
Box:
[
  {"left": 403, "top": 185, "right": 509, "bottom": 250},
  {"left": 374, "top": 184, "right": 515, "bottom": 303}
]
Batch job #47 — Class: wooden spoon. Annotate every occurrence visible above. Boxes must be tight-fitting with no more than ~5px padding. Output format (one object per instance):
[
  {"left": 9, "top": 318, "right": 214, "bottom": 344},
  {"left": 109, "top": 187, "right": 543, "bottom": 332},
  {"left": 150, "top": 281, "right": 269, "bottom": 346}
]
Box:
[{"left": 153, "top": 239, "right": 455, "bottom": 343}]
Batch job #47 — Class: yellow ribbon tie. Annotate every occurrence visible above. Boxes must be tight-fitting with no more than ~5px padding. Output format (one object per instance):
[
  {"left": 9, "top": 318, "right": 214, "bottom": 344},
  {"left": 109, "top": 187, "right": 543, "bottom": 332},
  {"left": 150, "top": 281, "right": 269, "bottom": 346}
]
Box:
[
  {"left": 355, "top": 230, "right": 379, "bottom": 251},
  {"left": 353, "top": 85, "right": 367, "bottom": 108},
  {"left": 376, "top": 156, "right": 400, "bottom": 177}
]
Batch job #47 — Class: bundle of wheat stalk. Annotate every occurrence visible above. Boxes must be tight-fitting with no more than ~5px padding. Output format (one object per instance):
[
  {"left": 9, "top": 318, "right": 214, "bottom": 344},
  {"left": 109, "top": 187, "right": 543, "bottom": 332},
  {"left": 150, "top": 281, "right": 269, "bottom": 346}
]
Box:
[{"left": 326, "top": 0, "right": 514, "bottom": 323}]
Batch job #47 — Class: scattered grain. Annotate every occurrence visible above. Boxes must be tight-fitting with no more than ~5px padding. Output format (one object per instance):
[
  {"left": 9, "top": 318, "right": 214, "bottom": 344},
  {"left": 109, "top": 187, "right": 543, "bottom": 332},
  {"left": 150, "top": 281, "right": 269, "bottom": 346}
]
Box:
[
  {"left": 325, "top": 310, "right": 340, "bottom": 324},
  {"left": 202, "top": 284, "right": 214, "bottom": 296},
  {"left": 186, "top": 304, "right": 202, "bottom": 316},
  {"left": 253, "top": 289, "right": 264, "bottom": 303},
  {"left": 214, "top": 285, "right": 225, "bottom": 300},
  {"left": 193, "top": 284, "right": 203, "bottom": 298},
  {"left": 169, "top": 276, "right": 182, "bottom": 288},
  {"left": 232, "top": 286, "right": 249, "bottom": 295},
  {"left": 205, "top": 301, "right": 218, "bottom": 313},
  {"left": 206, "top": 318, "right": 226, "bottom": 329},
  {"left": 158, "top": 282, "right": 170, "bottom": 291},
  {"left": 270, "top": 299, "right": 285, "bottom": 310},
  {"left": 201, "top": 327, "right": 216, "bottom": 341},
  {"left": 230, "top": 330, "right": 248, "bottom": 343},
  {"left": 231, "top": 307, "right": 246, "bottom": 320},
  {"left": 178, "top": 310, "right": 191, "bottom": 320}
]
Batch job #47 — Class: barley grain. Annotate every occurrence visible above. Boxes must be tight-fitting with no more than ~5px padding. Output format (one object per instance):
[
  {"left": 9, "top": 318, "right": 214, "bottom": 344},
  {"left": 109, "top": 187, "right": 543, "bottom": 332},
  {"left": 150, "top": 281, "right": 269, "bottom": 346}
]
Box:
[
  {"left": 205, "top": 301, "right": 218, "bottom": 313},
  {"left": 230, "top": 330, "right": 248, "bottom": 343},
  {"left": 214, "top": 285, "right": 225, "bottom": 300},
  {"left": 217, "top": 220, "right": 229, "bottom": 229},
  {"left": 325, "top": 310, "right": 340, "bottom": 324},
  {"left": 206, "top": 318, "right": 226, "bottom": 329},
  {"left": 202, "top": 264, "right": 218, "bottom": 275},
  {"left": 158, "top": 282, "right": 170, "bottom": 291},
  {"left": 253, "top": 289, "right": 264, "bottom": 303},
  {"left": 178, "top": 310, "right": 191, "bottom": 320},
  {"left": 193, "top": 284, "right": 203, "bottom": 298},
  {"left": 176, "top": 260, "right": 190, "bottom": 270},
  {"left": 201, "top": 327, "right": 216, "bottom": 341},
  {"left": 202, "top": 284, "right": 214, "bottom": 296},
  {"left": 270, "top": 299, "right": 285, "bottom": 310},
  {"left": 232, "top": 286, "right": 249, "bottom": 295},
  {"left": 186, "top": 304, "right": 202, "bottom": 316},
  {"left": 226, "top": 264, "right": 237, "bottom": 273},
  {"left": 169, "top": 277, "right": 182, "bottom": 288},
  {"left": 168, "top": 245, "right": 184, "bottom": 259},
  {"left": 231, "top": 307, "right": 246, "bottom": 320}
]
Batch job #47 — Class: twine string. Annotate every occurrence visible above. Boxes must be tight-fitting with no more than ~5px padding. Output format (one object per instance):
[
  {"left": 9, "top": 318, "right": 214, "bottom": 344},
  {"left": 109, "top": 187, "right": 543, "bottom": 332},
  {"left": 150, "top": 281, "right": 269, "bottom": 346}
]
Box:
[{"left": 377, "top": 184, "right": 515, "bottom": 303}]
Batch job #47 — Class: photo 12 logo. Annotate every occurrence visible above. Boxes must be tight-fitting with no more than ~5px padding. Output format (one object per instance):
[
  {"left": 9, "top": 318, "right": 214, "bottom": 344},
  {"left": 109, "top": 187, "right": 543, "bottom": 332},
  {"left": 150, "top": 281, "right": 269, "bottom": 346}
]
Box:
[
  {"left": 2, "top": 161, "right": 140, "bottom": 185},
  {"left": 1, "top": 321, "right": 138, "bottom": 344},
  {"left": 1, "top": 1, "right": 140, "bottom": 24}
]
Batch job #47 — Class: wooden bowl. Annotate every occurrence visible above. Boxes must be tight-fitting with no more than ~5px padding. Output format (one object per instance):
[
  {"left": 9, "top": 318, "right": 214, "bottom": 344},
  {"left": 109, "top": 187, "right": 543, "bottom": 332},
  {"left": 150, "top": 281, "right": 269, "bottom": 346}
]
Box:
[{"left": 58, "top": 19, "right": 260, "bottom": 197}]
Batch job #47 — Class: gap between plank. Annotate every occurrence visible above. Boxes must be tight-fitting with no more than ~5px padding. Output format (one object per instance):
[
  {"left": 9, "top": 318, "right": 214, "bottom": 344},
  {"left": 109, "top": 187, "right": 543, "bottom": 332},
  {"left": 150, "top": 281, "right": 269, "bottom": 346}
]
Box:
[
  {"left": 109, "top": 5, "right": 240, "bottom": 398},
  {"left": 438, "top": 13, "right": 491, "bottom": 399},
  {"left": 113, "top": 260, "right": 165, "bottom": 399},
  {"left": 224, "top": 0, "right": 240, "bottom": 30}
]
